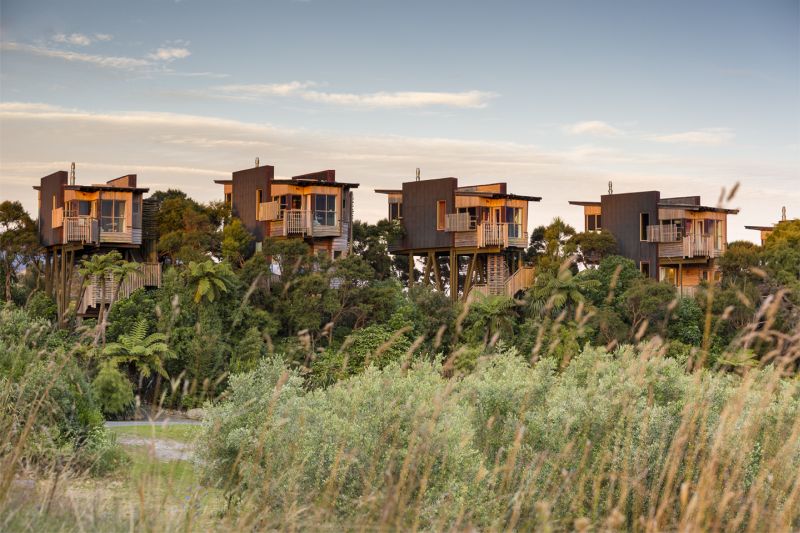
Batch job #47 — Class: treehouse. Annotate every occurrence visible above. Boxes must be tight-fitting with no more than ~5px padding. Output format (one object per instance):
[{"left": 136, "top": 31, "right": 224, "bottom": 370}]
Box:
[
  {"left": 34, "top": 167, "right": 161, "bottom": 321},
  {"left": 377, "top": 176, "right": 541, "bottom": 301},
  {"left": 570, "top": 190, "right": 738, "bottom": 298},
  {"left": 215, "top": 165, "right": 358, "bottom": 258}
]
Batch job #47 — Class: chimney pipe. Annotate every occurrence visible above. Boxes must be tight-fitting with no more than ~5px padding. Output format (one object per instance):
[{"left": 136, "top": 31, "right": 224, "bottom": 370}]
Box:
[
  {"left": 255, "top": 157, "right": 260, "bottom": 168},
  {"left": 782, "top": 206, "right": 787, "bottom": 221},
  {"left": 608, "top": 180, "right": 613, "bottom": 195},
  {"left": 415, "top": 168, "right": 420, "bottom": 181},
  {"left": 70, "top": 162, "right": 76, "bottom": 185}
]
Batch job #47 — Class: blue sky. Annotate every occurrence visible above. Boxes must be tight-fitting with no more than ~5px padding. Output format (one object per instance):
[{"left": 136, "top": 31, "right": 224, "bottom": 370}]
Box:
[{"left": 1, "top": 0, "right": 798, "bottom": 241}]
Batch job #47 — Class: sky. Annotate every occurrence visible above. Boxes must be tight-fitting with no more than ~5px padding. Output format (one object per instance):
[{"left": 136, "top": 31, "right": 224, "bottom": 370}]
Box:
[{"left": 1, "top": 0, "right": 798, "bottom": 243}]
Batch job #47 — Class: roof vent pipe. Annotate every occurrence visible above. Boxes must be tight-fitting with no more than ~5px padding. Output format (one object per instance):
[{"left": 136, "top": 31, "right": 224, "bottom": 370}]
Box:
[
  {"left": 255, "top": 157, "right": 260, "bottom": 168},
  {"left": 608, "top": 180, "right": 613, "bottom": 195},
  {"left": 70, "top": 162, "right": 76, "bottom": 185},
  {"left": 415, "top": 168, "right": 420, "bottom": 181},
  {"left": 782, "top": 206, "right": 787, "bottom": 221}
]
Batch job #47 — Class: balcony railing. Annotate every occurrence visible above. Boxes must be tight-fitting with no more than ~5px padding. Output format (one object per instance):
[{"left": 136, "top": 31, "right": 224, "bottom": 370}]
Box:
[
  {"left": 269, "top": 209, "right": 341, "bottom": 237},
  {"left": 79, "top": 262, "right": 161, "bottom": 314},
  {"left": 444, "top": 213, "right": 475, "bottom": 232},
  {"left": 477, "top": 223, "right": 528, "bottom": 248},
  {"left": 647, "top": 224, "right": 681, "bottom": 243},
  {"left": 65, "top": 217, "right": 97, "bottom": 243},
  {"left": 257, "top": 201, "right": 281, "bottom": 221},
  {"left": 659, "top": 234, "right": 725, "bottom": 259}
]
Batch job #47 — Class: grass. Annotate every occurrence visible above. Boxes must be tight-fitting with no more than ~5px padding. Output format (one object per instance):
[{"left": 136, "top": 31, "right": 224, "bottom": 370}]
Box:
[{"left": 108, "top": 423, "right": 201, "bottom": 443}]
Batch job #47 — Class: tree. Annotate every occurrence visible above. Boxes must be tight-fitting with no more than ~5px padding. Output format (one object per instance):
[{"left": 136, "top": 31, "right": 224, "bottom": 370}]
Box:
[
  {"left": 185, "top": 260, "right": 235, "bottom": 304},
  {"left": 719, "top": 241, "right": 761, "bottom": 287},
  {"left": 527, "top": 217, "right": 576, "bottom": 271},
  {"left": 78, "top": 251, "right": 124, "bottom": 344},
  {"left": 154, "top": 191, "right": 219, "bottom": 264},
  {"left": 102, "top": 318, "right": 174, "bottom": 392},
  {"left": 462, "top": 294, "right": 518, "bottom": 346},
  {"left": 527, "top": 265, "right": 599, "bottom": 318},
  {"left": 351, "top": 219, "right": 404, "bottom": 280},
  {"left": 621, "top": 279, "right": 677, "bottom": 339},
  {"left": 570, "top": 230, "right": 618, "bottom": 267},
  {"left": 221, "top": 218, "right": 254, "bottom": 267},
  {"left": 0, "top": 201, "right": 39, "bottom": 301},
  {"left": 578, "top": 255, "right": 644, "bottom": 310},
  {"left": 92, "top": 362, "right": 135, "bottom": 416}
]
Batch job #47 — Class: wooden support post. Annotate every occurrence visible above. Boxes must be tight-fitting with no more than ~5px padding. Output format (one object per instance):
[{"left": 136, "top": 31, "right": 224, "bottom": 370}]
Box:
[
  {"left": 408, "top": 254, "right": 415, "bottom": 287},
  {"left": 463, "top": 251, "right": 478, "bottom": 300},
  {"left": 432, "top": 254, "right": 443, "bottom": 292},
  {"left": 449, "top": 249, "right": 458, "bottom": 301},
  {"left": 678, "top": 262, "right": 683, "bottom": 297},
  {"left": 422, "top": 253, "right": 432, "bottom": 286}
]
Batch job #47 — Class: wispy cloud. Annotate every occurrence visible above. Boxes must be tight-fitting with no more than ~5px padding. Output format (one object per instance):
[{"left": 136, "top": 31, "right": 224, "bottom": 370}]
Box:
[
  {"left": 52, "top": 32, "right": 113, "bottom": 46},
  {"left": 2, "top": 40, "right": 192, "bottom": 71},
  {"left": 211, "top": 82, "right": 497, "bottom": 109},
  {"left": 651, "top": 128, "right": 734, "bottom": 146},
  {"left": 565, "top": 120, "right": 624, "bottom": 137},
  {"left": 3, "top": 102, "right": 790, "bottom": 246},
  {"left": 148, "top": 47, "right": 191, "bottom": 61},
  {"left": 1, "top": 41, "right": 151, "bottom": 69}
]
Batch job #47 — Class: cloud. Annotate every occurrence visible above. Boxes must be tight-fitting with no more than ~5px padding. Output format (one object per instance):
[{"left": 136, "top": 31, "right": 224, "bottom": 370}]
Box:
[
  {"left": 52, "top": 32, "right": 113, "bottom": 46},
  {"left": 650, "top": 128, "right": 734, "bottom": 146},
  {"left": 2, "top": 40, "right": 191, "bottom": 71},
  {"left": 148, "top": 47, "right": 191, "bottom": 61},
  {"left": 1, "top": 41, "right": 151, "bottom": 69},
  {"left": 565, "top": 120, "right": 623, "bottom": 137},
  {"left": 210, "top": 82, "right": 497, "bottom": 109},
  {"left": 1, "top": 102, "right": 794, "bottom": 244}
]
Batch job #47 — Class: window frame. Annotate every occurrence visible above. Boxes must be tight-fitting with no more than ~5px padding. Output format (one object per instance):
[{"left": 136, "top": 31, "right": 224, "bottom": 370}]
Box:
[
  {"left": 313, "top": 194, "right": 337, "bottom": 226},
  {"left": 640, "top": 212, "right": 650, "bottom": 241},
  {"left": 639, "top": 261, "right": 650, "bottom": 277},
  {"left": 436, "top": 200, "right": 446, "bottom": 231}
]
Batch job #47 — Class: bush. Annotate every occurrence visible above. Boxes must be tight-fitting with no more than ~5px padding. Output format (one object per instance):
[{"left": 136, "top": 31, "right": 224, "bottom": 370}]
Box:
[
  {"left": 25, "top": 291, "right": 57, "bottom": 322},
  {"left": 200, "top": 343, "right": 800, "bottom": 531},
  {"left": 91, "top": 362, "right": 135, "bottom": 417}
]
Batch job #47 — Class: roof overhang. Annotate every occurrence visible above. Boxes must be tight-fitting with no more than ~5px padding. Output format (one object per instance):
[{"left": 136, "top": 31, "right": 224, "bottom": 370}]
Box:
[
  {"left": 568, "top": 200, "right": 601, "bottom": 207},
  {"left": 65, "top": 185, "right": 149, "bottom": 193},
  {"left": 658, "top": 203, "right": 739, "bottom": 214},
  {"left": 456, "top": 191, "right": 541, "bottom": 202},
  {"left": 214, "top": 179, "right": 233, "bottom": 185},
  {"left": 273, "top": 179, "right": 359, "bottom": 188},
  {"left": 375, "top": 189, "right": 402, "bottom": 194},
  {"left": 744, "top": 225, "right": 773, "bottom": 231}
]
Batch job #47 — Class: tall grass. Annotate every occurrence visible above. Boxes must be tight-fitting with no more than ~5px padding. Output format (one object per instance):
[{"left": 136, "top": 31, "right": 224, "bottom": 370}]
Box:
[{"left": 1, "top": 276, "right": 798, "bottom": 532}]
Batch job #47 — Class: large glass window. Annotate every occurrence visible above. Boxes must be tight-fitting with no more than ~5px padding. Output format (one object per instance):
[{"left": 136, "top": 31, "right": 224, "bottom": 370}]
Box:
[
  {"left": 506, "top": 207, "right": 522, "bottom": 237},
  {"left": 100, "top": 199, "right": 126, "bottom": 232},
  {"left": 273, "top": 195, "right": 287, "bottom": 219},
  {"left": 313, "top": 194, "right": 336, "bottom": 226},
  {"left": 66, "top": 200, "right": 92, "bottom": 217},
  {"left": 640, "top": 213, "right": 650, "bottom": 241},
  {"left": 389, "top": 202, "right": 403, "bottom": 221},
  {"left": 586, "top": 214, "right": 602, "bottom": 231},
  {"left": 456, "top": 207, "right": 478, "bottom": 229}
]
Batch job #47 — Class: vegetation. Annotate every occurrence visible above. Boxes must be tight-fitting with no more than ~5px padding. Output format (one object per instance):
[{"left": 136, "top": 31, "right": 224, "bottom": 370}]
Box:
[{"left": 1, "top": 197, "right": 798, "bottom": 531}]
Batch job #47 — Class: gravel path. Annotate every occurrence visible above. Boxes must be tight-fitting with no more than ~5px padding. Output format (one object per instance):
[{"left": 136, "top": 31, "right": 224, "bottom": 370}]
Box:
[{"left": 106, "top": 419, "right": 200, "bottom": 462}]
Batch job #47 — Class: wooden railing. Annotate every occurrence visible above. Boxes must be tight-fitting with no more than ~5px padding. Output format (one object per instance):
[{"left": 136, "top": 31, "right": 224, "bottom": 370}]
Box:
[
  {"left": 257, "top": 201, "right": 281, "bottom": 221},
  {"left": 271, "top": 209, "right": 340, "bottom": 237},
  {"left": 78, "top": 262, "right": 161, "bottom": 313},
  {"left": 659, "top": 234, "right": 725, "bottom": 258},
  {"left": 65, "top": 217, "right": 97, "bottom": 243},
  {"left": 444, "top": 213, "right": 474, "bottom": 232},
  {"left": 647, "top": 224, "right": 681, "bottom": 243},
  {"left": 469, "top": 266, "right": 536, "bottom": 300},
  {"left": 52, "top": 207, "right": 64, "bottom": 228},
  {"left": 476, "top": 223, "right": 528, "bottom": 248}
]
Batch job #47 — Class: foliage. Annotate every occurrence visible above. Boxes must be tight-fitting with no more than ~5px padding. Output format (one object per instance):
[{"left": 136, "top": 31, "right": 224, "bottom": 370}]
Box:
[
  {"left": 185, "top": 260, "right": 235, "bottom": 304},
  {"left": 569, "top": 229, "right": 618, "bottom": 266},
  {"left": 92, "top": 362, "right": 135, "bottom": 416},
  {"left": 25, "top": 291, "right": 57, "bottom": 321},
  {"left": 0, "top": 200, "right": 39, "bottom": 301},
  {"left": 102, "top": 318, "right": 173, "bottom": 381},
  {"left": 220, "top": 218, "right": 254, "bottom": 267}
]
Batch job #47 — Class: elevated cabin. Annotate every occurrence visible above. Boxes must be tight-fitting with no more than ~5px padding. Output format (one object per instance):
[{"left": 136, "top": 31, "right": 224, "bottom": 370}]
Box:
[
  {"left": 377, "top": 177, "right": 541, "bottom": 300},
  {"left": 215, "top": 165, "right": 358, "bottom": 259},
  {"left": 569, "top": 191, "right": 738, "bottom": 297},
  {"left": 34, "top": 170, "right": 161, "bottom": 321},
  {"left": 745, "top": 207, "right": 792, "bottom": 246}
]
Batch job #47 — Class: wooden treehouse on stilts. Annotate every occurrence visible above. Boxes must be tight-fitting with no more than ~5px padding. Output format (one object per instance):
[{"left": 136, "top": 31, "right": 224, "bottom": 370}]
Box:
[
  {"left": 35, "top": 166, "right": 162, "bottom": 325},
  {"left": 377, "top": 174, "right": 540, "bottom": 301}
]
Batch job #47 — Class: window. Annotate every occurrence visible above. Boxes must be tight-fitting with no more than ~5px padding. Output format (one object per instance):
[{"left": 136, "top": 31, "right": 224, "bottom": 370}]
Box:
[
  {"left": 713, "top": 270, "right": 722, "bottom": 282},
  {"left": 702, "top": 270, "right": 709, "bottom": 281},
  {"left": 506, "top": 207, "right": 522, "bottom": 238},
  {"left": 100, "top": 199, "right": 126, "bottom": 232},
  {"left": 586, "top": 214, "right": 602, "bottom": 231},
  {"left": 313, "top": 194, "right": 337, "bottom": 226},
  {"left": 640, "top": 213, "right": 650, "bottom": 241},
  {"left": 66, "top": 200, "right": 92, "bottom": 217},
  {"left": 52, "top": 195, "right": 56, "bottom": 210},
  {"left": 389, "top": 202, "right": 403, "bottom": 221},
  {"left": 225, "top": 192, "right": 232, "bottom": 205},
  {"left": 640, "top": 261, "right": 650, "bottom": 277},
  {"left": 436, "top": 200, "right": 446, "bottom": 230},
  {"left": 256, "top": 189, "right": 263, "bottom": 212},
  {"left": 291, "top": 195, "right": 302, "bottom": 210},
  {"left": 273, "top": 195, "right": 287, "bottom": 219},
  {"left": 661, "top": 266, "right": 677, "bottom": 286}
]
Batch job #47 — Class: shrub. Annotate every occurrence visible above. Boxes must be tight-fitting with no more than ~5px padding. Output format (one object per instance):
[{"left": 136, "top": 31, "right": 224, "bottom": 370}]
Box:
[{"left": 91, "top": 362, "right": 135, "bottom": 417}]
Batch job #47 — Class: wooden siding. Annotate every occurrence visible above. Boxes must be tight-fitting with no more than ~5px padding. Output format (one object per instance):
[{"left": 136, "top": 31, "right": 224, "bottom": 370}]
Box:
[
  {"left": 400, "top": 178, "right": 456, "bottom": 250},
  {"left": 600, "top": 191, "right": 660, "bottom": 279},
  {"left": 231, "top": 166, "right": 273, "bottom": 241},
  {"left": 39, "top": 171, "right": 68, "bottom": 247}
]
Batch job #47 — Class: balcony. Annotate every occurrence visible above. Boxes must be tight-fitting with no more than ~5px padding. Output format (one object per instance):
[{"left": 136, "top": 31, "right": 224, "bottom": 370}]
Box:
[
  {"left": 257, "top": 201, "right": 281, "bottom": 221},
  {"left": 269, "top": 209, "right": 341, "bottom": 238},
  {"left": 444, "top": 213, "right": 475, "bottom": 232},
  {"left": 659, "top": 234, "right": 725, "bottom": 259},
  {"left": 62, "top": 216, "right": 142, "bottom": 245},
  {"left": 477, "top": 223, "right": 528, "bottom": 249},
  {"left": 647, "top": 224, "right": 681, "bottom": 243}
]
